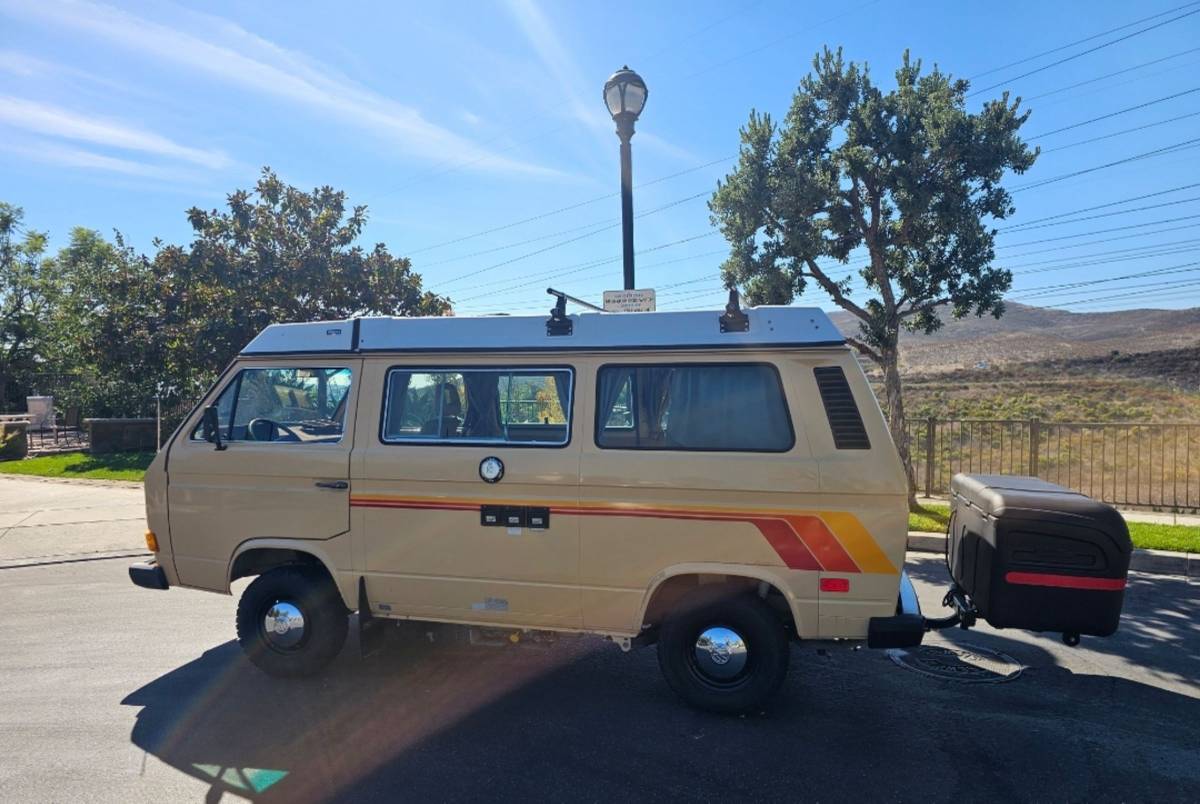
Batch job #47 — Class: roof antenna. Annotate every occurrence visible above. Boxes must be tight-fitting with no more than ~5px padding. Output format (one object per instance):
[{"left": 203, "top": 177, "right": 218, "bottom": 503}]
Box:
[
  {"left": 544, "top": 287, "right": 601, "bottom": 336},
  {"left": 718, "top": 287, "right": 750, "bottom": 333}
]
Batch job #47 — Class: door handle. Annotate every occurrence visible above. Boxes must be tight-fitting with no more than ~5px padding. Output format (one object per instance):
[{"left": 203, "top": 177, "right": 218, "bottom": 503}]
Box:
[{"left": 314, "top": 480, "right": 349, "bottom": 490}]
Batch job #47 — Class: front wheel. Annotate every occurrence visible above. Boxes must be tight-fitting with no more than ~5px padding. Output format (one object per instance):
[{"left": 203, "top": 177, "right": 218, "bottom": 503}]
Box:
[
  {"left": 656, "top": 593, "right": 789, "bottom": 714},
  {"left": 236, "top": 566, "right": 349, "bottom": 677}
]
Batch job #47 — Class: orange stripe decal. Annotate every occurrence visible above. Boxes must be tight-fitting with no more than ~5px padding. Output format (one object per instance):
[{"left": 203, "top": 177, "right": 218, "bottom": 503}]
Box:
[
  {"left": 784, "top": 515, "right": 860, "bottom": 573},
  {"left": 350, "top": 496, "right": 895, "bottom": 574}
]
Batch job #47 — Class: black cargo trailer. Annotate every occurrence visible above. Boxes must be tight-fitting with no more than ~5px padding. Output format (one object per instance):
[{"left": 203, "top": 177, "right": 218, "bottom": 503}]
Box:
[{"left": 947, "top": 474, "right": 1132, "bottom": 640}]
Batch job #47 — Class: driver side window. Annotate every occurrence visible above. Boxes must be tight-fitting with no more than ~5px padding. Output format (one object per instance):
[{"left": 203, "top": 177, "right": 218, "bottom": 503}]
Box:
[{"left": 194, "top": 367, "right": 351, "bottom": 444}]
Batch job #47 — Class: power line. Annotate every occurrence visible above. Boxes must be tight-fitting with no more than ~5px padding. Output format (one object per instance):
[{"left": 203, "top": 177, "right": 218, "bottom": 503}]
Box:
[
  {"left": 437, "top": 191, "right": 715, "bottom": 285},
  {"left": 1015, "top": 258, "right": 1200, "bottom": 295},
  {"left": 1020, "top": 276, "right": 1200, "bottom": 305},
  {"left": 410, "top": 156, "right": 732, "bottom": 256},
  {"left": 1038, "top": 112, "right": 1200, "bottom": 154},
  {"left": 1000, "top": 196, "right": 1200, "bottom": 232},
  {"left": 998, "top": 215, "right": 1200, "bottom": 247},
  {"left": 1024, "top": 45, "right": 1200, "bottom": 101},
  {"left": 1026, "top": 88, "right": 1200, "bottom": 140},
  {"left": 422, "top": 189, "right": 709, "bottom": 269},
  {"left": 1004, "top": 238, "right": 1200, "bottom": 269},
  {"left": 968, "top": 2, "right": 1200, "bottom": 80},
  {"left": 967, "top": 6, "right": 1200, "bottom": 97},
  {"left": 999, "top": 224, "right": 1200, "bottom": 257},
  {"left": 446, "top": 232, "right": 721, "bottom": 306},
  {"left": 998, "top": 183, "right": 1200, "bottom": 229},
  {"left": 1010, "top": 138, "right": 1200, "bottom": 192}
]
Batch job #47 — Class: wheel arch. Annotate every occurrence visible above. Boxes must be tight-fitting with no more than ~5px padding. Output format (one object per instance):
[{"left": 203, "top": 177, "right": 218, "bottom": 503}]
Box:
[
  {"left": 227, "top": 539, "right": 353, "bottom": 609},
  {"left": 636, "top": 564, "right": 802, "bottom": 637}
]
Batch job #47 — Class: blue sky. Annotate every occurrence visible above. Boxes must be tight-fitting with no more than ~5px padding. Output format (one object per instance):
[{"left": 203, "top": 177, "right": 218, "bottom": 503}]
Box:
[{"left": 2, "top": 0, "right": 1198, "bottom": 316}]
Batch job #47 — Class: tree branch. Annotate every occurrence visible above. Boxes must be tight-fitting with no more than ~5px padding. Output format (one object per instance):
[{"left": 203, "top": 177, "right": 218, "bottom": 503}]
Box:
[
  {"left": 899, "top": 296, "right": 950, "bottom": 319},
  {"left": 845, "top": 335, "right": 882, "bottom": 364},
  {"left": 802, "top": 257, "right": 872, "bottom": 321}
]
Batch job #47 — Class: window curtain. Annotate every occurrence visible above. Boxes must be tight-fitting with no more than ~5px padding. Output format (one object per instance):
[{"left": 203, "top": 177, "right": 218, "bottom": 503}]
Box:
[
  {"left": 552, "top": 371, "right": 571, "bottom": 421},
  {"left": 665, "top": 366, "right": 789, "bottom": 450},
  {"left": 462, "top": 372, "right": 502, "bottom": 437},
  {"left": 596, "top": 368, "right": 629, "bottom": 430},
  {"left": 383, "top": 371, "right": 412, "bottom": 438},
  {"left": 635, "top": 367, "right": 673, "bottom": 446}
]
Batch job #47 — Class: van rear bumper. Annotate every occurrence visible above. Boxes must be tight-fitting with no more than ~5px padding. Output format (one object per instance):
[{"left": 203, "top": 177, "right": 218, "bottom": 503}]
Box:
[
  {"left": 867, "top": 571, "right": 923, "bottom": 649},
  {"left": 129, "top": 560, "right": 169, "bottom": 590}
]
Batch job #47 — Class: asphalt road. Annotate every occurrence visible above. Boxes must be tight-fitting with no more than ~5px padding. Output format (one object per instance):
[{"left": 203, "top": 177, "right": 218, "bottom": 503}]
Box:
[{"left": 1, "top": 476, "right": 1199, "bottom": 802}]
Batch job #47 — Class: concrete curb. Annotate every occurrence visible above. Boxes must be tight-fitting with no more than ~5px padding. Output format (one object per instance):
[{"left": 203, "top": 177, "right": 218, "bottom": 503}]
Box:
[
  {"left": 0, "top": 474, "right": 143, "bottom": 490},
  {"left": 908, "top": 532, "right": 1197, "bottom": 579}
]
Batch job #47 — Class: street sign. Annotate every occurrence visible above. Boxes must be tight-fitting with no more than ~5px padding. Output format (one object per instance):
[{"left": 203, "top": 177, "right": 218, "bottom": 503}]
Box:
[{"left": 603, "top": 289, "right": 656, "bottom": 312}]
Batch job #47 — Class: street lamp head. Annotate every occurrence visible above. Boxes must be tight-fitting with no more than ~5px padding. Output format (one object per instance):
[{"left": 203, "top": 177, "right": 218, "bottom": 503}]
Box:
[{"left": 604, "top": 66, "right": 647, "bottom": 132}]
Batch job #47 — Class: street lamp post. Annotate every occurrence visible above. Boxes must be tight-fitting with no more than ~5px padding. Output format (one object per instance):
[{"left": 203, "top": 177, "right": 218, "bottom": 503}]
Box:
[{"left": 604, "top": 66, "right": 648, "bottom": 291}]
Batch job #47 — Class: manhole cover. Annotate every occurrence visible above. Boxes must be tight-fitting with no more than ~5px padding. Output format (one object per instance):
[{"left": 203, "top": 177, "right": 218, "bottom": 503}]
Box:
[{"left": 887, "top": 643, "right": 1023, "bottom": 684}]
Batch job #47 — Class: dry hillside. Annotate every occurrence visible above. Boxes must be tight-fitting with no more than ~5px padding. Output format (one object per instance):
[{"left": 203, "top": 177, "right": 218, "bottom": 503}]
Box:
[{"left": 830, "top": 302, "right": 1200, "bottom": 373}]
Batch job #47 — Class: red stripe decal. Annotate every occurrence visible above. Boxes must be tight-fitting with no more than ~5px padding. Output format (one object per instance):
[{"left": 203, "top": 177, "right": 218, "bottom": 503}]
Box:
[
  {"left": 1005, "top": 571, "right": 1126, "bottom": 591},
  {"left": 749, "top": 518, "right": 822, "bottom": 571},
  {"left": 351, "top": 498, "right": 841, "bottom": 573},
  {"left": 785, "top": 516, "right": 860, "bottom": 573}
]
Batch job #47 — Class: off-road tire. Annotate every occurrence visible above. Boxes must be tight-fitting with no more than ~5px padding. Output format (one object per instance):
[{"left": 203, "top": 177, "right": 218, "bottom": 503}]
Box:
[
  {"left": 656, "top": 592, "right": 789, "bottom": 714},
  {"left": 236, "top": 565, "right": 349, "bottom": 677}
]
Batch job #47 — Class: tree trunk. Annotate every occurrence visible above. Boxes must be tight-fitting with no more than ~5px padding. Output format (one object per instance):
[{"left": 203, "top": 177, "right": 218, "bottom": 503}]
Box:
[{"left": 880, "top": 341, "right": 919, "bottom": 511}]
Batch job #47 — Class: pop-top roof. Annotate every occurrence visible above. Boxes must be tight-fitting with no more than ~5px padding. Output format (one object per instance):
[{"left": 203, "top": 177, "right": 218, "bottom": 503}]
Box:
[{"left": 240, "top": 305, "right": 844, "bottom": 355}]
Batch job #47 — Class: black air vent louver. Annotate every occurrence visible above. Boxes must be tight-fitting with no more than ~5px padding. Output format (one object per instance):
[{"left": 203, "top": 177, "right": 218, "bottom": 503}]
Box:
[{"left": 813, "top": 366, "right": 870, "bottom": 450}]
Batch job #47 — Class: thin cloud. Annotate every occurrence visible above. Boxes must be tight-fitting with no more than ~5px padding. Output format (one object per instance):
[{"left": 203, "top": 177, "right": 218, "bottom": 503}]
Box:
[
  {"left": 0, "top": 135, "right": 203, "bottom": 180},
  {"left": 0, "top": 95, "right": 231, "bottom": 169},
  {"left": 0, "top": 0, "right": 562, "bottom": 178}
]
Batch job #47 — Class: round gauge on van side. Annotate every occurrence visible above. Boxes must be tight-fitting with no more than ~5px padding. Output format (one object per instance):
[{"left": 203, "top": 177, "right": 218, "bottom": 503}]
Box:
[{"left": 479, "top": 456, "right": 504, "bottom": 483}]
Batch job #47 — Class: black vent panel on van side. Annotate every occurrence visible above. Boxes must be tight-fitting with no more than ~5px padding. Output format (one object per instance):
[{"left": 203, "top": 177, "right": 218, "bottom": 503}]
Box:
[{"left": 813, "top": 366, "right": 871, "bottom": 449}]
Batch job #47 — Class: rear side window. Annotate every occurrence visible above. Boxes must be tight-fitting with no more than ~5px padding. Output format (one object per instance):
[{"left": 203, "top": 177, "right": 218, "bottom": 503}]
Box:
[
  {"left": 382, "top": 368, "right": 572, "bottom": 446},
  {"left": 595, "top": 363, "right": 793, "bottom": 452},
  {"left": 813, "top": 366, "right": 871, "bottom": 449}
]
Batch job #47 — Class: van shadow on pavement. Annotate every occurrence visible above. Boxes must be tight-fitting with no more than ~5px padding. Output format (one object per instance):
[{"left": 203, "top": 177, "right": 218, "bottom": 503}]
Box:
[{"left": 123, "top": 614, "right": 1200, "bottom": 802}]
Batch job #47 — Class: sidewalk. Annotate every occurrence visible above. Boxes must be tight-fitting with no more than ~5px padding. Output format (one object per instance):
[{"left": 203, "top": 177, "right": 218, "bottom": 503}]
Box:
[
  {"left": 0, "top": 475, "right": 147, "bottom": 568},
  {"left": 919, "top": 494, "right": 1200, "bottom": 527},
  {"left": 907, "top": 531, "right": 1200, "bottom": 579}
]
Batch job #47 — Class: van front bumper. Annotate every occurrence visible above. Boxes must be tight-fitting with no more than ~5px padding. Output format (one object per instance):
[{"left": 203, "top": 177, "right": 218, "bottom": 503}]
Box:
[{"left": 129, "top": 560, "right": 169, "bottom": 590}]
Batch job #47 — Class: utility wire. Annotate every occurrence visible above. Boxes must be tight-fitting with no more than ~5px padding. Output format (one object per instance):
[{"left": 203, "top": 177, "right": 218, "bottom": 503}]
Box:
[
  {"left": 1000, "top": 224, "right": 1200, "bottom": 257},
  {"left": 999, "top": 196, "right": 1200, "bottom": 232},
  {"left": 998, "top": 183, "right": 1200, "bottom": 229},
  {"left": 1038, "top": 112, "right": 1200, "bottom": 154},
  {"left": 1016, "top": 258, "right": 1200, "bottom": 295},
  {"left": 1011, "top": 138, "right": 1200, "bottom": 192},
  {"left": 968, "top": 2, "right": 1200, "bottom": 80},
  {"left": 1026, "top": 88, "right": 1200, "bottom": 140},
  {"left": 998, "top": 215, "right": 1200, "bottom": 247},
  {"left": 410, "top": 156, "right": 732, "bottom": 256},
  {"left": 1023, "top": 45, "right": 1200, "bottom": 101},
  {"left": 967, "top": 7, "right": 1200, "bottom": 97}
]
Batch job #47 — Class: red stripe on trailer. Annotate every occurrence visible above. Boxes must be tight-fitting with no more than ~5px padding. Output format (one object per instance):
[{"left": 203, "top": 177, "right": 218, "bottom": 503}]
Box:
[{"left": 1004, "top": 572, "right": 1126, "bottom": 591}]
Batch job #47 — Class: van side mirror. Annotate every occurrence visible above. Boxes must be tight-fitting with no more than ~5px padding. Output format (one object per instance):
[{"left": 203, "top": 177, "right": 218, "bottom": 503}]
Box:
[{"left": 202, "top": 405, "right": 227, "bottom": 451}]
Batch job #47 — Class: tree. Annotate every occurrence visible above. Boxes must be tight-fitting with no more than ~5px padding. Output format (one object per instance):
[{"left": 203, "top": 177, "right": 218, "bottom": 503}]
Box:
[
  {"left": 34, "top": 167, "right": 450, "bottom": 417},
  {"left": 0, "top": 204, "right": 56, "bottom": 410},
  {"left": 709, "top": 48, "right": 1037, "bottom": 506},
  {"left": 164, "top": 168, "right": 449, "bottom": 391}
]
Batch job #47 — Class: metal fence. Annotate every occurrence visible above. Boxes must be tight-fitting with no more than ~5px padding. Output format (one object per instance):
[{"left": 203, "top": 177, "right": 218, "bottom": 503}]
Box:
[{"left": 907, "top": 418, "right": 1200, "bottom": 512}]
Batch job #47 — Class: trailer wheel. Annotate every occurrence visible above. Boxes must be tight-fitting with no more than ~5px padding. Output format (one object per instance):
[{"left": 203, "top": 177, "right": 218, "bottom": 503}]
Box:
[
  {"left": 656, "top": 592, "right": 789, "bottom": 714},
  {"left": 236, "top": 566, "right": 348, "bottom": 677}
]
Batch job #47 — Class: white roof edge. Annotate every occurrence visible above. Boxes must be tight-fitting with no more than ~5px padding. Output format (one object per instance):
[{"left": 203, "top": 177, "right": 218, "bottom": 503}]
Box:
[{"left": 240, "top": 306, "right": 845, "bottom": 355}]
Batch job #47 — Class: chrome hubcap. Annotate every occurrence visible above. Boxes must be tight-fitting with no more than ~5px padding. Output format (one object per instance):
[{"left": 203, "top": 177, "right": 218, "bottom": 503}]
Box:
[
  {"left": 262, "top": 601, "right": 305, "bottom": 650},
  {"left": 693, "top": 626, "right": 748, "bottom": 681}
]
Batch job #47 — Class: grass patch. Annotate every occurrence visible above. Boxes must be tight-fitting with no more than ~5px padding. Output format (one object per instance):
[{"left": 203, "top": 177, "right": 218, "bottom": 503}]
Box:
[
  {"left": 909, "top": 503, "right": 951, "bottom": 534},
  {"left": 909, "top": 502, "right": 1200, "bottom": 553},
  {"left": 0, "top": 451, "right": 153, "bottom": 481}
]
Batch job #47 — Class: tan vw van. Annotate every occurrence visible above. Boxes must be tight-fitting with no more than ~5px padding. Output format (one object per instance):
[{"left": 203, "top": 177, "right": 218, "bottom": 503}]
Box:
[{"left": 131, "top": 304, "right": 918, "bottom": 713}]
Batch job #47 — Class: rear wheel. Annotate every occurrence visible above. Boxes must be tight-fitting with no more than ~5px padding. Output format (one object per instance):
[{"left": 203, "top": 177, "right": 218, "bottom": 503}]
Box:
[
  {"left": 236, "top": 566, "right": 348, "bottom": 677},
  {"left": 656, "top": 592, "right": 789, "bottom": 714}
]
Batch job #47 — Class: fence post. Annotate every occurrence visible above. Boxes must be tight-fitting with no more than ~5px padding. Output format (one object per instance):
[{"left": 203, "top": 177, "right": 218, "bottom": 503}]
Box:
[
  {"left": 924, "top": 416, "right": 936, "bottom": 498},
  {"left": 1029, "top": 419, "right": 1041, "bottom": 478}
]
